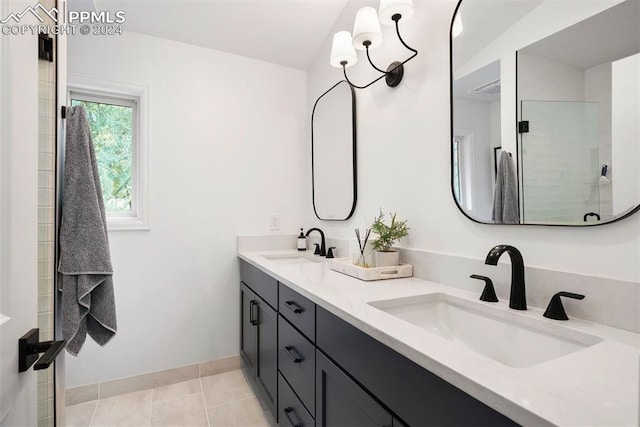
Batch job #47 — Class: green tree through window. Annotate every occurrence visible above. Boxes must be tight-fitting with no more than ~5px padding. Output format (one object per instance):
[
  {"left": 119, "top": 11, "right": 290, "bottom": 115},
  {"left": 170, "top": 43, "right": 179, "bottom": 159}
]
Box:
[{"left": 71, "top": 98, "right": 134, "bottom": 213}]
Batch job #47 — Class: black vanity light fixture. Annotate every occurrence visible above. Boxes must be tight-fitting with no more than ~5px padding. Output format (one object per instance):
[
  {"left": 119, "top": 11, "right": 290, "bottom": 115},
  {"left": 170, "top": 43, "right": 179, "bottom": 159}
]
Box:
[{"left": 329, "top": 0, "right": 418, "bottom": 89}]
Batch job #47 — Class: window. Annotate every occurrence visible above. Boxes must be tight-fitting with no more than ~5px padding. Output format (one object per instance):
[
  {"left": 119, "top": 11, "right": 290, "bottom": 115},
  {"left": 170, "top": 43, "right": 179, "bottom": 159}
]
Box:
[
  {"left": 68, "top": 78, "right": 149, "bottom": 230},
  {"left": 70, "top": 91, "right": 136, "bottom": 215}
]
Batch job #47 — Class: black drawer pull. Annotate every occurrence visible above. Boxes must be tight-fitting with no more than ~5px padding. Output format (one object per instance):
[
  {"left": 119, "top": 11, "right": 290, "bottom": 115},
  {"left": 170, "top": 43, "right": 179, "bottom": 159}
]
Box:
[
  {"left": 284, "top": 345, "right": 303, "bottom": 363},
  {"left": 284, "top": 407, "right": 302, "bottom": 427},
  {"left": 249, "top": 300, "right": 258, "bottom": 326},
  {"left": 285, "top": 300, "right": 303, "bottom": 314}
]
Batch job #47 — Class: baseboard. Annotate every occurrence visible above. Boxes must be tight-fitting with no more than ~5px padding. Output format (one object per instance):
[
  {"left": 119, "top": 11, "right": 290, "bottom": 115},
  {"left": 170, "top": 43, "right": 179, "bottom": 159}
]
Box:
[{"left": 66, "top": 355, "right": 241, "bottom": 407}]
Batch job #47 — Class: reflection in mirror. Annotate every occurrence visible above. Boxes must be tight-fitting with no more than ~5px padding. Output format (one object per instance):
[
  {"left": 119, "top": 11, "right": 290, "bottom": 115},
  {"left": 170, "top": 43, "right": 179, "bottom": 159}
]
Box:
[
  {"left": 451, "top": 0, "right": 640, "bottom": 226},
  {"left": 312, "top": 80, "right": 357, "bottom": 220}
]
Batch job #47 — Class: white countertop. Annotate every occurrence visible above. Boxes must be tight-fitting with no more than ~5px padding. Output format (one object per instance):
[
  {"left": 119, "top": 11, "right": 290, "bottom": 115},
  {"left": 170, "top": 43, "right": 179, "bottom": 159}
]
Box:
[{"left": 238, "top": 250, "right": 640, "bottom": 427}]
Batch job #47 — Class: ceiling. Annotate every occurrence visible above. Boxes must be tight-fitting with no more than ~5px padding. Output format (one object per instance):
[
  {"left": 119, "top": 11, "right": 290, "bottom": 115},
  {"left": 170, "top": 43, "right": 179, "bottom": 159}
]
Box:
[
  {"left": 453, "top": 0, "right": 544, "bottom": 70},
  {"left": 452, "top": 60, "right": 500, "bottom": 102},
  {"left": 68, "top": 0, "right": 348, "bottom": 70},
  {"left": 520, "top": 0, "right": 640, "bottom": 70}
]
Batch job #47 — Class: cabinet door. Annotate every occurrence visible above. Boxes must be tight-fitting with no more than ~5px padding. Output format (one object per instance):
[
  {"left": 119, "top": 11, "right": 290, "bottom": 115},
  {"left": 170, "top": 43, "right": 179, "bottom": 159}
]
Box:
[
  {"left": 316, "top": 350, "right": 392, "bottom": 427},
  {"left": 240, "top": 282, "right": 257, "bottom": 372},
  {"left": 256, "top": 299, "right": 278, "bottom": 415}
]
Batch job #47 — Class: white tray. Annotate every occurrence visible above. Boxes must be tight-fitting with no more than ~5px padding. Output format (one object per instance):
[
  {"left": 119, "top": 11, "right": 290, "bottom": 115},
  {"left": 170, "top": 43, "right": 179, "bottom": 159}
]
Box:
[{"left": 328, "top": 257, "right": 413, "bottom": 281}]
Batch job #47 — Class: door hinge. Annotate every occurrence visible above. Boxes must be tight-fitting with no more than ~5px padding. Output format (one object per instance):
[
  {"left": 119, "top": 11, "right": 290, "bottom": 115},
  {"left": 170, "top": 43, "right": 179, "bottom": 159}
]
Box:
[
  {"left": 38, "top": 33, "right": 54, "bottom": 62},
  {"left": 518, "top": 121, "right": 529, "bottom": 133}
]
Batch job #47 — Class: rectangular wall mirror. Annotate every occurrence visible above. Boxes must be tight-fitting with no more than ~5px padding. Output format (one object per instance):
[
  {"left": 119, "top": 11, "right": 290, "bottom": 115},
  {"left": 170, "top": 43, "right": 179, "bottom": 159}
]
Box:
[
  {"left": 312, "top": 80, "right": 357, "bottom": 221},
  {"left": 451, "top": 0, "right": 640, "bottom": 226}
]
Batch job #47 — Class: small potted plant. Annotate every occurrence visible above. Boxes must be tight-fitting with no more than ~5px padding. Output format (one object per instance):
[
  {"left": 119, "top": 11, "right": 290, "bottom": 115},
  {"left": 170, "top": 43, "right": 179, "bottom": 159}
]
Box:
[{"left": 370, "top": 210, "right": 409, "bottom": 267}]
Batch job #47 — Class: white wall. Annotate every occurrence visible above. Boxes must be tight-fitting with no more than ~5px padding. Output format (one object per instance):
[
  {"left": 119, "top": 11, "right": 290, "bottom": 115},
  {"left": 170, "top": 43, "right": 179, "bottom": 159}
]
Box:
[
  {"left": 452, "top": 98, "right": 493, "bottom": 220},
  {"left": 67, "top": 31, "right": 306, "bottom": 387},
  {"left": 612, "top": 53, "right": 640, "bottom": 214},
  {"left": 518, "top": 52, "right": 585, "bottom": 102},
  {"left": 305, "top": 0, "right": 640, "bottom": 283}
]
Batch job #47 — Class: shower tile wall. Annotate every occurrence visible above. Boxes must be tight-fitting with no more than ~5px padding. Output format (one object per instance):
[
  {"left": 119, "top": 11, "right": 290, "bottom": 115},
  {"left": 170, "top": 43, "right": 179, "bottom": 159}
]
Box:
[{"left": 37, "top": 8, "right": 56, "bottom": 426}]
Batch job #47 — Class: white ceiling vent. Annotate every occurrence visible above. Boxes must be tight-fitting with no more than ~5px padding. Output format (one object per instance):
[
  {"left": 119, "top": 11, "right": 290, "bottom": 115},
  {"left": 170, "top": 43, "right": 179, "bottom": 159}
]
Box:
[{"left": 469, "top": 78, "right": 501, "bottom": 95}]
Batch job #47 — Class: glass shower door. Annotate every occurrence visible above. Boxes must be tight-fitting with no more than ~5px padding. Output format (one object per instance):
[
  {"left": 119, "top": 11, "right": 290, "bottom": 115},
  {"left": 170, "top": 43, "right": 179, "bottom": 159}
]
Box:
[{"left": 520, "top": 101, "right": 600, "bottom": 224}]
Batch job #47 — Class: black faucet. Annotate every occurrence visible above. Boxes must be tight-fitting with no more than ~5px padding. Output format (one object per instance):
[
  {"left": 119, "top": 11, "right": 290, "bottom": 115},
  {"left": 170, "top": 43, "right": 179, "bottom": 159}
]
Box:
[
  {"left": 484, "top": 245, "right": 526, "bottom": 310},
  {"left": 305, "top": 228, "right": 326, "bottom": 257}
]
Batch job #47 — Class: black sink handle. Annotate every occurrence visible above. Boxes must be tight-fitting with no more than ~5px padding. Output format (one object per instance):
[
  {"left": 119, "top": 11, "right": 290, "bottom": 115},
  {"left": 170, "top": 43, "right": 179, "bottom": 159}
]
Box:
[
  {"left": 543, "top": 292, "right": 585, "bottom": 321},
  {"left": 470, "top": 274, "right": 499, "bottom": 303}
]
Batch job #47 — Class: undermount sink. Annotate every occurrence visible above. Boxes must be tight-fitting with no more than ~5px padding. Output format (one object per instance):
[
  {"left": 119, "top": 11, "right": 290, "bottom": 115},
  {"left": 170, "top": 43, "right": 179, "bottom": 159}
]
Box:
[
  {"left": 368, "top": 293, "right": 602, "bottom": 368},
  {"left": 262, "top": 254, "right": 320, "bottom": 265}
]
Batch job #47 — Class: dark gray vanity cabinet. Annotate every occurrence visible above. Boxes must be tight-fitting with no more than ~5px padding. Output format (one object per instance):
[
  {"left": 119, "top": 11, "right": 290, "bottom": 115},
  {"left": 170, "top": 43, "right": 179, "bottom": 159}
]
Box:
[
  {"left": 239, "top": 260, "right": 518, "bottom": 426},
  {"left": 239, "top": 261, "right": 278, "bottom": 417}
]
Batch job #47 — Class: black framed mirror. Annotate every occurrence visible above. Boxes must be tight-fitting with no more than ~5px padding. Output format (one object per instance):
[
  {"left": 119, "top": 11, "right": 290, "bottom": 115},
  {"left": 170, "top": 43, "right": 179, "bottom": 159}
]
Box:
[
  {"left": 311, "top": 80, "right": 357, "bottom": 221},
  {"left": 450, "top": 0, "right": 640, "bottom": 226}
]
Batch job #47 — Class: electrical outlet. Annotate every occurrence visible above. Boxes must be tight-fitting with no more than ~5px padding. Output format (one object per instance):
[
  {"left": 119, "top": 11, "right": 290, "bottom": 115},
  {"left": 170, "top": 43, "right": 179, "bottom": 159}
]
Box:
[{"left": 269, "top": 214, "right": 280, "bottom": 231}]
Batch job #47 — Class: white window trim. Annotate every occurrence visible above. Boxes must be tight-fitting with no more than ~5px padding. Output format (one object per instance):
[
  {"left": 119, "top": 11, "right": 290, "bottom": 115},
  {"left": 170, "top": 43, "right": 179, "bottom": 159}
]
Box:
[
  {"left": 453, "top": 129, "right": 477, "bottom": 214},
  {"left": 68, "top": 74, "right": 150, "bottom": 231}
]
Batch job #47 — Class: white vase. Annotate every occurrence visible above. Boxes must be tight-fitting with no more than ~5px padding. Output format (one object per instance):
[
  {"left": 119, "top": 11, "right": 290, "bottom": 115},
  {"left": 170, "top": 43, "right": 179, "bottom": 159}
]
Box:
[{"left": 374, "top": 250, "right": 400, "bottom": 267}]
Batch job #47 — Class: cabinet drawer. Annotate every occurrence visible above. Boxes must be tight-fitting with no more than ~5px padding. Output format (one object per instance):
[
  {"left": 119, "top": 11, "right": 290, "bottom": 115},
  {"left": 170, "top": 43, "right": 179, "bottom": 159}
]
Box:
[
  {"left": 279, "top": 284, "right": 315, "bottom": 341},
  {"left": 279, "top": 373, "right": 315, "bottom": 427},
  {"left": 240, "top": 260, "right": 278, "bottom": 309},
  {"left": 278, "top": 315, "right": 315, "bottom": 417}
]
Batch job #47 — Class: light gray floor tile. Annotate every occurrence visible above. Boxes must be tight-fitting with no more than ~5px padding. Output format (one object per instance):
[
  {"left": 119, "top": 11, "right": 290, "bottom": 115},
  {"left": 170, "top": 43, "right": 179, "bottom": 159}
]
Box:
[
  {"left": 65, "top": 401, "right": 97, "bottom": 427},
  {"left": 207, "top": 397, "right": 268, "bottom": 427},
  {"left": 150, "top": 393, "right": 208, "bottom": 426},
  {"left": 201, "top": 370, "right": 253, "bottom": 408},
  {"left": 153, "top": 379, "right": 202, "bottom": 403},
  {"left": 90, "top": 390, "right": 152, "bottom": 427}
]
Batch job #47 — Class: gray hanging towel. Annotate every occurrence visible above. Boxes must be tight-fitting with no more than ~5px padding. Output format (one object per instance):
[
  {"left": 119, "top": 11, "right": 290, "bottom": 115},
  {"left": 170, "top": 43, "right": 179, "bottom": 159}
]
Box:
[
  {"left": 492, "top": 151, "right": 520, "bottom": 224},
  {"left": 58, "top": 106, "right": 117, "bottom": 356}
]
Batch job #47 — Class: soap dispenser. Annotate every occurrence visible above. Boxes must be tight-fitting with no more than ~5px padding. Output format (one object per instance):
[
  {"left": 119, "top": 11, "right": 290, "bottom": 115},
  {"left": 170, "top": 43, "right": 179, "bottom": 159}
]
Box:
[{"left": 297, "top": 228, "right": 307, "bottom": 251}]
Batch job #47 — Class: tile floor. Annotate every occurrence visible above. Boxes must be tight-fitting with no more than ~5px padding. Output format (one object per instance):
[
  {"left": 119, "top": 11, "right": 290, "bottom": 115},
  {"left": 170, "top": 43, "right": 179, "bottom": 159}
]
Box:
[{"left": 65, "top": 370, "right": 270, "bottom": 427}]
